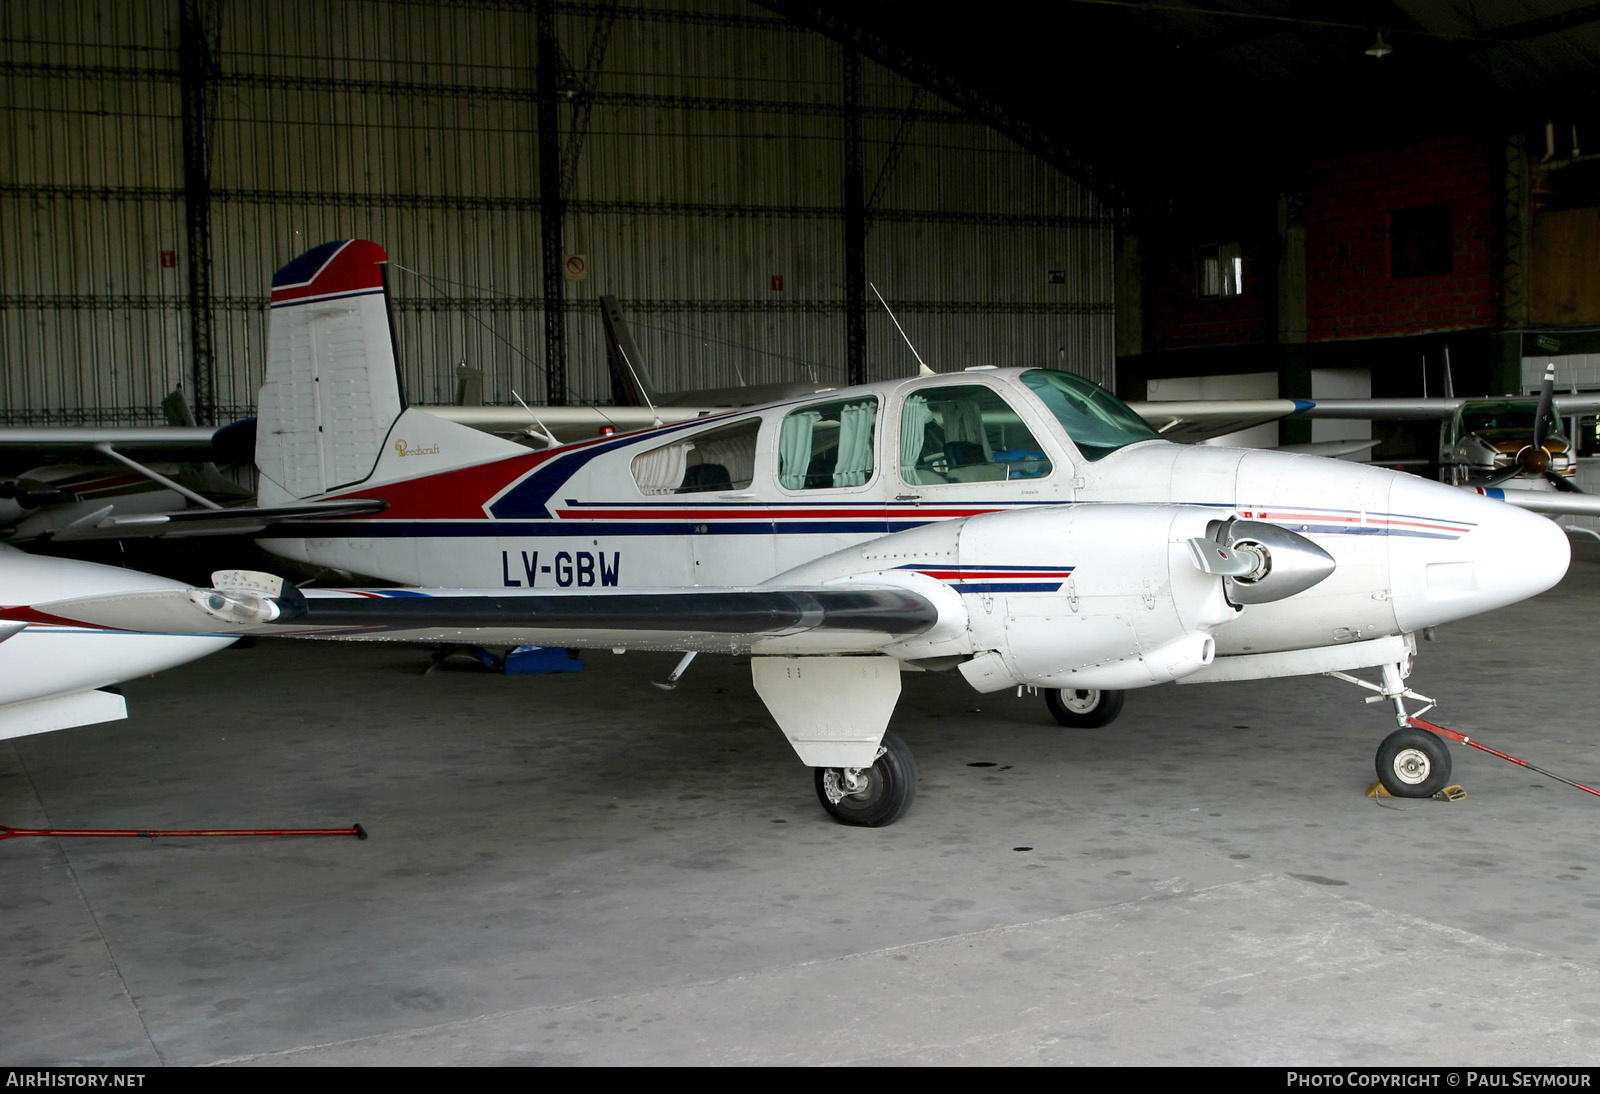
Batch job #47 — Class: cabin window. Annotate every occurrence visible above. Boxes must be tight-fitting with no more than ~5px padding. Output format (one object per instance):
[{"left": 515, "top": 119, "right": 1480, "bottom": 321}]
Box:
[
  {"left": 899, "top": 385, "right": 1052, "bottom": 485},
  {"left": 777, "top": 397, "right": 878, "bottom": 490},
  {"left": 630, "top": 418, "right": 759, "bottom": 495}
]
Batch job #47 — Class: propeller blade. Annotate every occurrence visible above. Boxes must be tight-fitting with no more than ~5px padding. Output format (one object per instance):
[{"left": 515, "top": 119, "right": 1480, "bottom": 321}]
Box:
[
  {"left": 1533, "top": 363, "right": 1556, "bottom": 451},
  {"left": 1464, "top": 466, "right": 1525, "bottom": 490},
  {"left": 1545, "top": 470, "right": 1584, "bottom": 493}
]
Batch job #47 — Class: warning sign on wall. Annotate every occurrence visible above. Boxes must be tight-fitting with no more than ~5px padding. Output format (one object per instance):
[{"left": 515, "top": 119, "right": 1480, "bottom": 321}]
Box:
[{"left": 564, "top": 254, "right": 588, "bottom": 280}]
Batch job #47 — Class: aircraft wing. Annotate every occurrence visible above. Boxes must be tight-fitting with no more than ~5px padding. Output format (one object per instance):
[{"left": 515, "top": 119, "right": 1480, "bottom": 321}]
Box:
[
  {"left": 4, "top": 580, "right": 942, "bottom": 656},
  {"left": 1128, "top": 394, "right": 1600, "bottom": 444},
  {"left": 416, "top": 404, "right": 709, "bottom": 442},
  {"left": 1469, "top": 487, "right": 1600, "bottom": 518},
  {"left": 1126, "top": 399, "right": 1309, "bottom": 443},
  {"left": 46, "top": 498, "right": 390, "bottom": 541},
  {"left": 0, "top": 425, "right": 222, "bottom": 460}
]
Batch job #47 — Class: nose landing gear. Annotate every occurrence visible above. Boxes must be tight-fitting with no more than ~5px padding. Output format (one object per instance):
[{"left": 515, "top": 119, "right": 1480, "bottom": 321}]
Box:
[
  {"left": 1375, "top": 725, "right": 1453, "bottom": 798},
  {"left": 1335, "top": 656, "right": 1600, "bottom": 801},
  {"left": 1329, "top": 657, "right": 1453, "bottom": 799}
]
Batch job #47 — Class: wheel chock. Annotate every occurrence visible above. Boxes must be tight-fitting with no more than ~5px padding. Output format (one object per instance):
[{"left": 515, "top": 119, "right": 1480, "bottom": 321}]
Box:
[{"left": 1366, "top": 782, "right": 1467, "bottom": 801}]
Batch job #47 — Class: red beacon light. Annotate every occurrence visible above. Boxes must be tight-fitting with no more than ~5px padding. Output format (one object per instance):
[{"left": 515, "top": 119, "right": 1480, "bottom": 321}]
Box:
[{"left": 598, "top": 425, "right": 616, "bottom": 437}]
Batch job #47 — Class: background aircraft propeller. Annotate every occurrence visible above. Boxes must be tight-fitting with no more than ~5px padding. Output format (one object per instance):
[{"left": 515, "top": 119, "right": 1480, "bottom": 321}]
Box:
[{"left": 1463, "top": 365, "right": 1585, "bottom": 493}]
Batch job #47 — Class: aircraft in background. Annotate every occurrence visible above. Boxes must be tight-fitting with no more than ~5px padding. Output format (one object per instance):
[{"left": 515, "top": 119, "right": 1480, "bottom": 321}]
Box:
[
  {"left": 0, "top": 544, "right": 237, "bottom": 739},
  {"left": 4, "top": 239, "right": 1574, "bottom": 828},
  {"left": 1135, "top": 363, "right": 1600, "bottom": 505}
]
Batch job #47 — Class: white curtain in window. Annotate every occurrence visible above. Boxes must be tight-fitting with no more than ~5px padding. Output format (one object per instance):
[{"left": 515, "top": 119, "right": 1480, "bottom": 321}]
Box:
[
  {"left": 832, "top": 400, "right": 875, "bottom": 487},
  {"left": 899, "top": 396, "right": 935, "bottom": 480},
  {"left": 779, "top": 410, "right": 821, "bottom": 489},
  {"left": 696, "top": 432, "right": 756, "bottom": 487},
  {"left": 946, "top": 398, "right": 993, "bottom": 459},
  {"left": 632, "top": 442, "right": 692, "bottom": 495}
]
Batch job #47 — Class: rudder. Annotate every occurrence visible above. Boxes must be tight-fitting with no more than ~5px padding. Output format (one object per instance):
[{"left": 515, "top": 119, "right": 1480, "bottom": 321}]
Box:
[{"left": 256, "top": 240, "right": 404, "bottom": 504}]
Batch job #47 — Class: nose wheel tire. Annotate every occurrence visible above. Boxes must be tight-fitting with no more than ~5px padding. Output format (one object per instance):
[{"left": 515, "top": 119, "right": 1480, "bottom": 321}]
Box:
[
  {"left": 814, "top": 730, "right": 917, "bottom": 827},
  {"left": 1375, "top": 726, "right": 1453, "bottom": 798},
  {"left": 1044, "top": 687, "right": 1125, "bottom": 728}
]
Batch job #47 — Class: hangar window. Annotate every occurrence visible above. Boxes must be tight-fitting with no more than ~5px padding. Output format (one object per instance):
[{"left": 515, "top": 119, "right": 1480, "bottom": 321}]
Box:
[
  {"left": 631, "top": 418, "right": 759, "bottom": 495},
  {"left": 1391, "top": 203, "right": 1453, "bottom": 279},
  {"left": 777, "top": 397, "right": 879, "bottom": 490},
  {"left": 1197, "top": 242, "right": 1243, "bottom": 297}
]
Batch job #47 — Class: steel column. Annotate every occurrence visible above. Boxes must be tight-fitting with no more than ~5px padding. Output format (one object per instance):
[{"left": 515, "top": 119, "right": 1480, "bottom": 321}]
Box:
[
  {"left": 179, "top": 0, "right": 218, "bottom": 425},
  {"left": 843, "top": 49, "right": 866, "bottom": 386},
  {"left": 536, "top": 0, "right": 568, "bottom": 406}
]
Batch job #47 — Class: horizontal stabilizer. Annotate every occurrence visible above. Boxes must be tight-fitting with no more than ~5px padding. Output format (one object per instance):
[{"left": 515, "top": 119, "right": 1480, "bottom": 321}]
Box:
[
  {"left": 49, "top": 498, "right": 389, "bottom": 541},
  {"left": 0, "top": 688, "right": 127, "bottom": 741}
]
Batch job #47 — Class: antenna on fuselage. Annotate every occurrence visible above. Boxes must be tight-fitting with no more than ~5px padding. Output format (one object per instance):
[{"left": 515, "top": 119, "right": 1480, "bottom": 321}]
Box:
[
  {"left": 871, "top": 283, "right": 936, "bottom": 377},
  {"left": 510, "top": 390, "right": 559, "bottom": 449}
]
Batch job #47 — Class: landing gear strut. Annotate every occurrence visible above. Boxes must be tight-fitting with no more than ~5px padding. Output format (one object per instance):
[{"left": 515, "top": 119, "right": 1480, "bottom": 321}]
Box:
[
  {"left": 1044, "top": 687, "right": 1125, "bottom": 728},
  {"left": 814, "top": 730, "right": 917, "bottom": 827}
]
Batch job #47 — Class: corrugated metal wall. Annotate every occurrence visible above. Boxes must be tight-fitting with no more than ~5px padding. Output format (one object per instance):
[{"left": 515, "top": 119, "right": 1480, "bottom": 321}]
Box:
[{"left": 1, "top": 0, "right": 1113, "bottom": 427}]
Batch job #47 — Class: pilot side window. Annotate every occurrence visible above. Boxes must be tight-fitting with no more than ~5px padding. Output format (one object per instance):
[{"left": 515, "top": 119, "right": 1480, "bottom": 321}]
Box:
[
  {"left": 777, "top": 397, "right": 878, "bottom": 490},
  {"left": 630, "top": 418, "right": 759, "bottom": 495},
  {"left": 900, "top": 385, "right": 1052, "bottom": 485}
]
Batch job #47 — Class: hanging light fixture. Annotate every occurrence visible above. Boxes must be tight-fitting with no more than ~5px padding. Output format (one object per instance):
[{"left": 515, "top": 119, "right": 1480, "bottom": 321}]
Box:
[{"left": 1365, "top": 31, "right": 1392, "bottom": 58}]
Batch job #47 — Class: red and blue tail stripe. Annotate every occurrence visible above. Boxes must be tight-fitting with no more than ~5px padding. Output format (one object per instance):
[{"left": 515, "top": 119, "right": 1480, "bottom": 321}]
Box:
[{"left": 270, "top": 239, "right": 388, "bottom": 309}]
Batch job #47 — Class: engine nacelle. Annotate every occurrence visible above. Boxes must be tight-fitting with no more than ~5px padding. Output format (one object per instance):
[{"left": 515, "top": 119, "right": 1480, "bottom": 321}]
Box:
[
  {"left": 776, "top": 504, "right": 1326, "bottom": 694},
  {"left": 941, "top": 505, "right": 1240, "bottom": 692}
]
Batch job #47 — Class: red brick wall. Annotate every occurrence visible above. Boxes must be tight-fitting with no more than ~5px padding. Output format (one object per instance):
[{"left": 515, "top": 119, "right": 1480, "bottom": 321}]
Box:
[
  {"left": 1305, "top": 137, "right": 1498, "bottom": 341},
  {"left": 1145, "top": 237, "right": 1273, "bottom": 350}
]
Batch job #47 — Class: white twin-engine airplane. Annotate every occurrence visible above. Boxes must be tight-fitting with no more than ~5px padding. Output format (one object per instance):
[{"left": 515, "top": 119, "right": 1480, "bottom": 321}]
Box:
[{"left": 5, "top": 240, "right": 1572, "bottom": 826}]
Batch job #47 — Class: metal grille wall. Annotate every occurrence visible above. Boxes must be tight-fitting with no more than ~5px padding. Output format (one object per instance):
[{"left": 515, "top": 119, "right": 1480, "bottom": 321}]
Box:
[{"left": 1, "top": 0, "right": 1114, "bottom": 427}]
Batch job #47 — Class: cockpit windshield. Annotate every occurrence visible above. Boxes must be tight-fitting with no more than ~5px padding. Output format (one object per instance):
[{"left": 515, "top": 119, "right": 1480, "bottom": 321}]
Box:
[
  {"left": 1459, "top": 400, "right": 1560, "bottom": 439},
  {"left": 1020, "top": 369, "right": 1162, "bottom": 461}
]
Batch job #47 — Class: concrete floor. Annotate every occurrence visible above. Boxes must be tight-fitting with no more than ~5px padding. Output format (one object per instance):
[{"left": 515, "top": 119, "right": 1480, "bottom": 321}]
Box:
[{"left": 6, "top": 538, "right": 1600, "bottom": 1066}]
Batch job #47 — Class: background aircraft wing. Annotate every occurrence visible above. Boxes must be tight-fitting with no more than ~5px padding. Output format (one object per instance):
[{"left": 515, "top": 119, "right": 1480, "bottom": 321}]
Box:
[
  {"left": 1129, "top": 393, "right": 1600, "bottom": 445},
  {"left": 417, "top": 404, "right": 707, "bottom": 441},
  {"left": 1126, "top": 398, "right": 1308, "bottom": 442},
  {"left": 1270, "top": 395, "right": 1600, "bottom": 420},
  {"left": 1469, "top": 487, "right": 1600, "bottom": 518},
  {"left": 0, "top": 426, "right": 222, "bottom": 460},
  {"left": 5, "top": 581, "right": 942, "bottom": 656},
  {"left": 46, "top": 498, "right": 390, "bottom": 541}
]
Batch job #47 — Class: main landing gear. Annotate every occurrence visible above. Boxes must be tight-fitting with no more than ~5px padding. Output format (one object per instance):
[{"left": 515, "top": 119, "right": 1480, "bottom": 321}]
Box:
[
  {"left": 1044, "top": 687, "right": 1126, "bottom": 728},
  {"left": 814, "top": 730, "right": 917, "bottom": 827}
]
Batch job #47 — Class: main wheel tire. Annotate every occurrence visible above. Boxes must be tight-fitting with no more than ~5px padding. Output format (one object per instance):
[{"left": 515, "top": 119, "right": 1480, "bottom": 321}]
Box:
[
  {"left": 814, "top": 730, "right": 917, "bottom": 827},
  {"left": 1044, "top": 687, "right": 1126, "bottom": 728},
  {"left": 1375, "top": 726, "right": 1453, "bottom": 798}
]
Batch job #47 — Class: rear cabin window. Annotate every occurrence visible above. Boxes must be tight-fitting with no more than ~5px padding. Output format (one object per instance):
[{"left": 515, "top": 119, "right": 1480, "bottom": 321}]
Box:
[
  {"left": 899, "top": 385, "right": 1052, "bottom": 484},
  {"left": 630, "top": 418, "right": 759, "bottom": 495},
  {"left": 777, "top": 397, "right": 879, "bottom": 490}
]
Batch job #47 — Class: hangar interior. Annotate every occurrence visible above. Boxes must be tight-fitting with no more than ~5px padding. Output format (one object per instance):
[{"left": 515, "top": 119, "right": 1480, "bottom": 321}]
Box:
[{"left": 6, "top": 0, "right": 1600, "bottom": 1070}]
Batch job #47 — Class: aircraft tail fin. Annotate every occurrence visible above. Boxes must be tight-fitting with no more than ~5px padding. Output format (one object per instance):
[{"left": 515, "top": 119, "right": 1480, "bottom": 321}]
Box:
[
  {"left": 255, "top": 240, "right": 407, "bottom": 505},
  {"left": 600, "top": 295, "right": 665, "bottom": 409}
]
